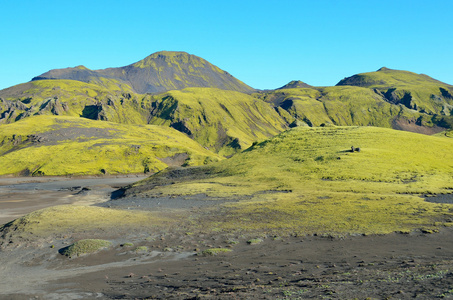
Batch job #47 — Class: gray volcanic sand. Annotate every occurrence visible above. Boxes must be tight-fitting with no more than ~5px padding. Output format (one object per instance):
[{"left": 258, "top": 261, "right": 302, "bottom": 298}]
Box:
[
  {"left": 3, "top": 229, "right": 453, "bottom": 299},
  {"left": 0, "top": 176, "right": 146, "bottom": 224},
  {"left": 1, "top": 177, "right": 453, "bottom": 299}
]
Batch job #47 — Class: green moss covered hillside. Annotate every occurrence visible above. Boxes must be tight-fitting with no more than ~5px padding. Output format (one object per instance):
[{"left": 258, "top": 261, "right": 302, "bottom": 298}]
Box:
[
  {"left": 127, "top": 126, "right": 453, "bottom": 234},
  {"left": 337, "top": 67, "right": 453, "bottom": 117},
  {"left": 0, "top": 115, "right": 221, "bottom": 176}
]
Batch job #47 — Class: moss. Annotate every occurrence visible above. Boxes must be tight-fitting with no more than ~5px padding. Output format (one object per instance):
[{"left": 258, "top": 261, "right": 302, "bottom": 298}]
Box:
[
  {"left": 247, "top": 238, "right": 263, "bottom": 245},
  {"left": 60, "top": 239, "right": 112, "bottom": 257},
  {"left": 134, "top": 246, "right": 149, "bottom": 253},
  {"left": 200, "top": 248, "right": 232, "bottom": 256},
  {"left": 0, "top": 115, "right": 222, "bottom": 175},
  {"left": 132, "top": 126, "right": 453, "bottom": 235}
]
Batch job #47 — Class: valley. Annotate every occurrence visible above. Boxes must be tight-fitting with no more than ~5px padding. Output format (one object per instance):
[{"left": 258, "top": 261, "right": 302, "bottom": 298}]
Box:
[{"left": 1, "top": 51, "right": 453, "bottom": 299}]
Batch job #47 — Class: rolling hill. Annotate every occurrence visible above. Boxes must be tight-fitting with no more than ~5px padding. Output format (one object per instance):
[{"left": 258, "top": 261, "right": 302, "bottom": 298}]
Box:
[
  {"left": 337, "top": 67, "right": 453, "bottom": 116},
  {"left": 0, "top": 80, "right": 288, "bottom": 156},
  {"left": 1, "top": 54, "right": 453, "bottom": 173},
  {"left": 256, "top": 67, "right": 453, "bottom": 134},
  {"left": 0, "top": 115, "right": 221, "bottom": 176},
  {"left": 32, "top": 51, "right": 255, "bottom": 94},
  {"left": 146, "top": 88, "right": 288, "bottom": 156},
  {"left": 125, "top": 126, "right": 453, "bottom": 234}
]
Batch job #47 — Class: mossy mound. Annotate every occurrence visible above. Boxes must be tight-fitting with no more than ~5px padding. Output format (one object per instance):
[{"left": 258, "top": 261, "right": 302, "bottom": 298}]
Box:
[
  {"left": 60, "top": 239, "right": 112, "bottom": 257},
  {"left": 200, "top": 248, "right": 232, "bottom": 256}
]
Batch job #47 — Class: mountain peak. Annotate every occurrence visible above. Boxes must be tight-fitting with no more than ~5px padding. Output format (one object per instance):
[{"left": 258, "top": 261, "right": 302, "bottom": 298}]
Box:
[
  {"left": 277, "top": 80, "right": 312, "bottom": 89},
  {"left": 377, "top": 67, "right": 392, "bottom": 72},
  {"left": 31, "top": 51, "right": 254, "bottom": 94},
  {"left": 131, "top": 51, "right": 200, "bottom": 69}
]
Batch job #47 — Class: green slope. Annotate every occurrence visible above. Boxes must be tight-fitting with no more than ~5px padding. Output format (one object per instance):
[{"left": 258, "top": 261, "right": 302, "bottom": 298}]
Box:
[
  {"left": 128, "top": 126, "right": 453, "bottom": 234},
  {"left": 0, "top": 115, "right": 221, "bottom": 176},
  {"left": 0, "top": 79, "right": 149, "bottom": 125},
  {"left": 257, "top": 85, "right": 441, "bottom": 132},
  {"left": 147, "top": 88, "right": 288, "bottom": 156},
  {"left": 0, "top": 81, "right": 288, "bottom": 156},
  {"left": 258, "top": 77, "right": 453, "bottom": 134},
  {"left": 337, "top": 67, "right": 453, "bottom": 116}
]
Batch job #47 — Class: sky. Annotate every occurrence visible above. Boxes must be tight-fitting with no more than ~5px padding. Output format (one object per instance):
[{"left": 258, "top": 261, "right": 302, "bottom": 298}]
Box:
[{"left": 1, "top": 0, "right": 452, "bottom": 91}]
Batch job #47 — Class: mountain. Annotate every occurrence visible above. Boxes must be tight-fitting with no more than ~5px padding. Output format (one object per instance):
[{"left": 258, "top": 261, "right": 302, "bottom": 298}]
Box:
[
  {"left": 0, "top": 80, "right": 287, "bottom": 156},
  {"left": 337, "top": 67, "right": 453, "bottom": 116},
  {"left": 32, "top": 51, "right": 255, "bottom": 94},
  {"left": 258, "top": 84, "right": 448, "bottom": 135},
  {"left": 2, "top": 57, "right": 453, "bottom": 163},
  {"left": 253, "top": 67, "right": 453, "bottom": 134},
  {"left": 0, "top": 115, "right": 221, "bottom": 176},
  {"left": 147, "top": 88, "right": 287, "bottom": 156},
  {"left": 277, "top": 80, "right": 312, "bottom": 89}
]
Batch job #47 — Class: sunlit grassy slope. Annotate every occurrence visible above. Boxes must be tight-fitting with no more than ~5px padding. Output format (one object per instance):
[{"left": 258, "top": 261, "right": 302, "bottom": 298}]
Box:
[
  {"left": 259, "top": 85, "right": 445, "bottom": 131},
  {"left": 337, "top": 67, "right": 453, "bottom": 116},
  {"left": 131, "top": 126, "right": 453, "bottom": 235},
  {"left": 0, "top": 115, "right": 221, "bottom": 176},
  {"left": 148, "top": 88, "right": 288, "bottom": 156},
  {"left": 0, "top": 79, "right": 152, "bottom": 125},
  {"left": 0, "top": 81, "right": 287, "bottom": 156}
]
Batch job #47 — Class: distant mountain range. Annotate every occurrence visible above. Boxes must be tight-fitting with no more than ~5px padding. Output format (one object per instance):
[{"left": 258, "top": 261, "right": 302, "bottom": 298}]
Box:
[{"left": 1, "top": 51, "right": 453, "bottom": 175}]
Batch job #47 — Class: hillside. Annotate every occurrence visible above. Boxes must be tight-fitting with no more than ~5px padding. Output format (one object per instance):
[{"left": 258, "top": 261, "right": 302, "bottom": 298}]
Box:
[
  {"left": 147, "top": 88, "right": 288, "bottom": 156},
  {"left": 32, "top": 51, "right": 255, "bottom": 94},
  {"left": 337, "top": 67, "right": 453, "bottom": 116},
  {"left": 2, "top": 59, "right": 453, "bottom": 161},
  {"left": 125, "top": 126, "right": 453, "bottom": 234},
  {"left": 257, "top": 68, "right": 453, "bottom": 134},
  {"left": 257, "top": 85, "right": 446, "bottom": 134},
  {"left": 0, "top": 79, "right": 148, "bottom": 124},
  {"left": 0, "top": 81, "right": 287, "bottom": 156},
  {"left": 0, "top": 115, "right": 221, "bottom": 176}
]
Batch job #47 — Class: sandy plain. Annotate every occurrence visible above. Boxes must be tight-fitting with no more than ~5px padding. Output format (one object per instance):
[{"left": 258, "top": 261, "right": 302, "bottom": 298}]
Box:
[{"left": 1, "top": 176, "right": 453, "bottom": 299}]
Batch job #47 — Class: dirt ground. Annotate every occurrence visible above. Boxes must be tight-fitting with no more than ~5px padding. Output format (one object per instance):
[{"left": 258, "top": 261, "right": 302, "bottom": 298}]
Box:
[
  {"left": 1, "top": 177, "right": 453, "bottom": 299},
  {"left": 0, "top": 175, "right": 146, "bottom": 224},
  {"left": 2, "top": 229, "right": 453, "bottom": 300}
]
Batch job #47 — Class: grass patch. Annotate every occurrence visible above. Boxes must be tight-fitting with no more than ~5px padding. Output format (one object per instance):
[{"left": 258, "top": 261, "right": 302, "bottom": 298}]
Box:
[
  {"left": 200, "top": 248, "right": 232, "bottom": 256},
  {"left": 247, "top": 238, "right": 263, "bottom": 245},
  {"left": 134, "top": 246, "right": 149, "bottom": 253},
  {"left": 59, "top": 239, "right": 112, "bottom": 257}
]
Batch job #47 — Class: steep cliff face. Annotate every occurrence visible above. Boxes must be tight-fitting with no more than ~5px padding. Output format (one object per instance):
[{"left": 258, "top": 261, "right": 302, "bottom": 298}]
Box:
[{"left": 32, "top": 51, "right": 255, "bottom": 94}]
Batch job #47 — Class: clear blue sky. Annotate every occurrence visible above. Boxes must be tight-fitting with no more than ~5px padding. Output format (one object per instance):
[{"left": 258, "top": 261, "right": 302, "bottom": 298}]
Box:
[{"left": 1, "top": 0, "right": 452, "bottom": 91}]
